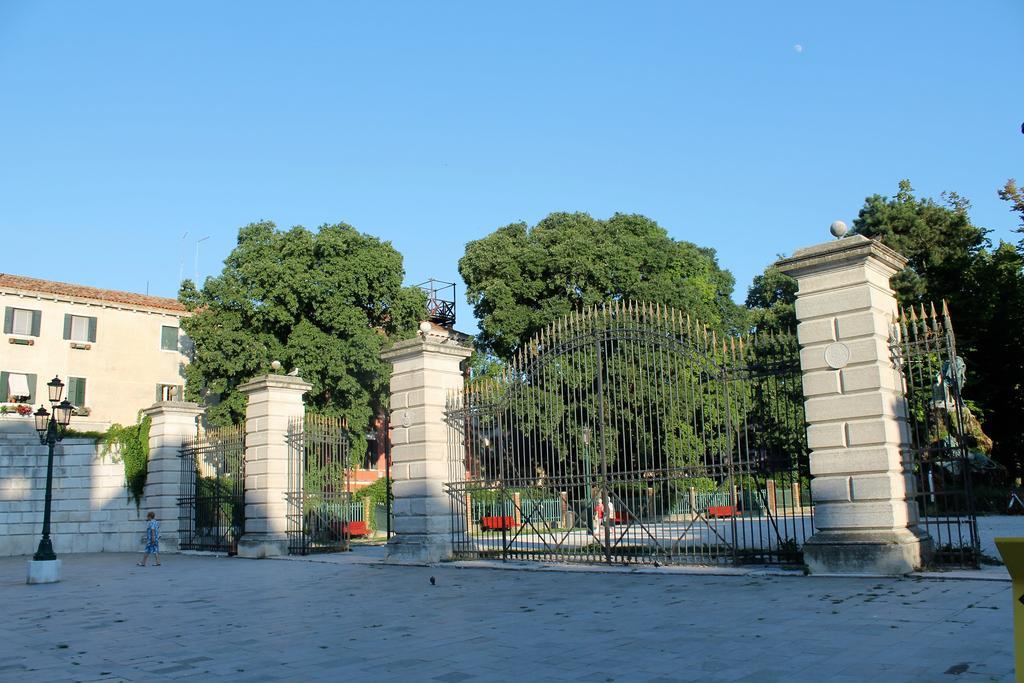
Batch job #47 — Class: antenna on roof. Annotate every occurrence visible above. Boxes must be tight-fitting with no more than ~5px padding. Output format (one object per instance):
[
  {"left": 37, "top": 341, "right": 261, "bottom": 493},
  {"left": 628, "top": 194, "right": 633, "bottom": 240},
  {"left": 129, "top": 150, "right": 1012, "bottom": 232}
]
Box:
[
  {"left": 194, "top": 236, "right": 210, "bottom": 284},
  {"left": 179, "top": 231, "right": 189, "bottom": 284}
]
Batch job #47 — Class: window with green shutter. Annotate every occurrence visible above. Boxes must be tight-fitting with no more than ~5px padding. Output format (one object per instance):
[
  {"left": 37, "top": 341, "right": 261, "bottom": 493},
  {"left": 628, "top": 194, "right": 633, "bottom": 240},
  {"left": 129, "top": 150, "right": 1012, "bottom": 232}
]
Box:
[
  {"left": 156, "top": 384, "right": 183, "bottom": 401},
  {"left": 67, "top": 377, "right": 87, "bottom": 407},
  {"left": 1, "top": 371, "right": 36, "bottom": 403},
  {"left": 4, "top": 307, "right": 41, "bottom": 337},
  {"left": 64, "top": 314, "right": 97, "bottom": 343},
  {"left": 161, "top": 325, "right": 178, "bottom": 351}
]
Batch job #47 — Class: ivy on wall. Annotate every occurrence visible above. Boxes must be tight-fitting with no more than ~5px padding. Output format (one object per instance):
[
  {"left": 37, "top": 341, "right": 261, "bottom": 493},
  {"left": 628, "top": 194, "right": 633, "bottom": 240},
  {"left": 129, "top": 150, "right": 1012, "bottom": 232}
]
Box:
[{"left": 99, "top": 415, "right": 152, "bottom": 507}]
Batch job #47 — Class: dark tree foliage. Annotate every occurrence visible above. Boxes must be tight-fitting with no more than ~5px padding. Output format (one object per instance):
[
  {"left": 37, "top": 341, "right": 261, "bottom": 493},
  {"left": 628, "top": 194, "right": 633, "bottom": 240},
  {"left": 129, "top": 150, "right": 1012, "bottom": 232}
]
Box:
[
  {"left": 998, "top": 179, "right": 1024, "bottom": 248},
  {"left": 852, "top": 180, "right": 988, "bottom": 305},
  {"left": 745, "top": 265, "right": 797, "bottom": 334},
  {"left": 850, "top": 180, "right": 1024, "bottom": 477},
  {"left": 459, "top": 212, "right": 742, "bottom": 360},
  {"left": 179, "top": 221, "right": 425, "bottom": 428}
]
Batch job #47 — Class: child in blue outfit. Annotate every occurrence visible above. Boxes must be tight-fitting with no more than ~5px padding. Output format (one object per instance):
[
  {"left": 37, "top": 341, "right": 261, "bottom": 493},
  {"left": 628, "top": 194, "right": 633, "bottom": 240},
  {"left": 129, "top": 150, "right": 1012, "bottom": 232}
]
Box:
[{"left": 137, "top": 511, "right": 161, "bottom": 566}]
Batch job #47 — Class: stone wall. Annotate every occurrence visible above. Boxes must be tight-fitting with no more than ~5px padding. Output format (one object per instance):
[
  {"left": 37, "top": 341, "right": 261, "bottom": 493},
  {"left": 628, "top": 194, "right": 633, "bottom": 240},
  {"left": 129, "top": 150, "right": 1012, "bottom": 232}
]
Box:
[{"left": 0, "top": 418, "right": 149, "bottom": 556}]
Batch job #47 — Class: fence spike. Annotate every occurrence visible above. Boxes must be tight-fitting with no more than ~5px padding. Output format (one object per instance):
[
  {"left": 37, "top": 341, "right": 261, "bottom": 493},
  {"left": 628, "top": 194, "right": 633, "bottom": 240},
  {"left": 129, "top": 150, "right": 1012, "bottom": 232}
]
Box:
[
  {"left": 941, "top": 299, "right": 951, "bottom": 320},
  {"left": 929, "top": 301, "right": 938, "bottom": 321},
  {"left": 909, "top": 306, "right": 918, "bottom": 323}
]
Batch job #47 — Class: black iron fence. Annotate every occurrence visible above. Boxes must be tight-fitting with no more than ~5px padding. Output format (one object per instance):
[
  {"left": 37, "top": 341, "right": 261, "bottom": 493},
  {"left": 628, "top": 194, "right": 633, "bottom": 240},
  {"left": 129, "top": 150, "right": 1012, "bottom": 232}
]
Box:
[
  {"left": 285, "top": 414, "right": 353, "bottom": 555},
  {"left": 178, "top": 425, "right": 245, "bottom": 552},
  {"left": 893, "top": 303, "right": 980, "bottom": 568},
  {"left": 445, "top": 302, "right": 812, "bottom": 566}
]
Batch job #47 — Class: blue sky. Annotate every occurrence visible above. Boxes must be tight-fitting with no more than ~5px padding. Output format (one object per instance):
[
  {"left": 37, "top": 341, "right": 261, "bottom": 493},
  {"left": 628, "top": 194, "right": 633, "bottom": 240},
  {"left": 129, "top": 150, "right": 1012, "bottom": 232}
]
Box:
[{"left": 2, "top": 2, "right": 1021, "bottom": 334}]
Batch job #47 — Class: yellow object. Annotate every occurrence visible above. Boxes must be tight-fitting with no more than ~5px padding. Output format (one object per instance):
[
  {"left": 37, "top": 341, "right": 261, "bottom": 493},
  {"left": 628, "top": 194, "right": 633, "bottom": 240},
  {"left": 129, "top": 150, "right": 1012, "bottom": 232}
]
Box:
[{"left": 994, "top": 537, "right": 1024, "bottom": 682}]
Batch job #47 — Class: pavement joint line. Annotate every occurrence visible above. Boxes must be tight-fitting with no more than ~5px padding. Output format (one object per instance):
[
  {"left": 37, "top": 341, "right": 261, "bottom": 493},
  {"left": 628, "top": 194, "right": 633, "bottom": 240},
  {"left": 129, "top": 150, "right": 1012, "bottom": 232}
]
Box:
[{"left": 268, "top": 551, "right": 1012, "bottom": 582}]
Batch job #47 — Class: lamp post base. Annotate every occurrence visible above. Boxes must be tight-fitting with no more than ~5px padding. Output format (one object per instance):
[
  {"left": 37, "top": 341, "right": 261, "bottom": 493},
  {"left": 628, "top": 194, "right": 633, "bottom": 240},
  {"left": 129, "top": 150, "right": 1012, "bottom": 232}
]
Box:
[{"left": 27, "top": 559, "right": 61, "bottom": 585}]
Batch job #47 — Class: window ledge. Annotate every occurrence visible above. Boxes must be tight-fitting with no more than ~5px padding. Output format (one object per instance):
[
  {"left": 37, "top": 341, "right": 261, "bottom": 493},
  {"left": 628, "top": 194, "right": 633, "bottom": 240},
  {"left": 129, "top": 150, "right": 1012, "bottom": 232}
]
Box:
[
  {"left": 70, "top": 342, "right": 92, "bottom": 350},
  {"left": 7, "top": 337, "right": 34, "bottom": 346}
]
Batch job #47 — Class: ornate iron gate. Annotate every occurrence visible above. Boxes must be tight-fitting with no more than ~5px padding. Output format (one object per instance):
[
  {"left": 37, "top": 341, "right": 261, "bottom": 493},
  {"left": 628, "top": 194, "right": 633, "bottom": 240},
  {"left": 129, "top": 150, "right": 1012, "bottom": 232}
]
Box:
[
  {"left": 285, "top": 414, "right": 353, "bottom": 555},
  {"left": 178, "top": 425, "right": 245, "bottom": 552},
  {"left": 892, "top": 303, "right": 980, "bottom": 568},
  {"left": 445, "top": 302, "right": 812, "bottom": 566}
]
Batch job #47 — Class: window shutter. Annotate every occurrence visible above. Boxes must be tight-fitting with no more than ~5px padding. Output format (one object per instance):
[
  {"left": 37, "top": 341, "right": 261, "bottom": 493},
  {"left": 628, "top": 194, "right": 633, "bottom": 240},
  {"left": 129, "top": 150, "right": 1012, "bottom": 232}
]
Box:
[
  {"left": 3, "top": 308, "right": 12, "bottom": 334},
  {"left": 87, "top": 317, "right": 97, "bottom": 343},
  {"left": 64, "top": 314, "right": 72, "bottom": 340},
  {"left": 68, "top": 378, "right": 79, "bottom": 406},
  {"left": 26, "top": 374, "right": 37, "bottom": 404},
  {"left": 75, "top": 378, "right": 86, "bottom": 407},
  {"left": 0, "top": 372, "right": 8, "bottom": 401},
  {"left": 30, "top": 310, "right": 41, "bottom": 337},
  {"left": 156, "top": 385, "right": 163, "bottom": 403}
]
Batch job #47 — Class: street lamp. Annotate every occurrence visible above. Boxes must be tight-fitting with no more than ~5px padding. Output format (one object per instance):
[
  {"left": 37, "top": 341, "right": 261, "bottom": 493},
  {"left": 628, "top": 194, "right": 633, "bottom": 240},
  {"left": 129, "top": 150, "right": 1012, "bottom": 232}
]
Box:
[{"left": 31, "top": 376, "right": 74, "bottom": 564}]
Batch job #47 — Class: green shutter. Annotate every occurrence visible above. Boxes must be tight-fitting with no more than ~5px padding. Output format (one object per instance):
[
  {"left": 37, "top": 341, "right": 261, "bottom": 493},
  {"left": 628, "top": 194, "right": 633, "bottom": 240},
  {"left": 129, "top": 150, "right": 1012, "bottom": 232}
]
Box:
[
  {"left": 63, "top": 314, "right": 72, "bottom": 340},
  {"left": 67, "top": 377, "right": 87, "bottom": 407},
  {"left": 156, "top": 384, "right": 163, "bottom": 403},
  {"left": 30, "top": 310, "right": 41, "bottom": 337},
  {"left": 26, "top": 374, "right": 37, "bottom": 404},
  {"left": 3, "top": 308, "right": 12, "bottom": 334},
  {"left": 0, "top": 372, "right": 8, "bottom": 401},
  {"left": 87, "top": 317, "right": 97, "bottom": 343}
]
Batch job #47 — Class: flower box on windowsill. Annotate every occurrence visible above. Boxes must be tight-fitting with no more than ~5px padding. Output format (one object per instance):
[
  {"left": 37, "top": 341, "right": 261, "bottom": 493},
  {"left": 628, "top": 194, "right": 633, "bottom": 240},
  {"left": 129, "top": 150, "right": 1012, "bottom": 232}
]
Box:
[
  {"left": 70, "top": 342, "right": 92, "bottom": 350},
  {"left": 0, "top": 403, "right": 33, "bottom": 417},
  {"left": 7, "top": 338, "right": 34, "bottom": 346},
  {"left": 72, "top": 406, "right": 92, "bottom": 417}
]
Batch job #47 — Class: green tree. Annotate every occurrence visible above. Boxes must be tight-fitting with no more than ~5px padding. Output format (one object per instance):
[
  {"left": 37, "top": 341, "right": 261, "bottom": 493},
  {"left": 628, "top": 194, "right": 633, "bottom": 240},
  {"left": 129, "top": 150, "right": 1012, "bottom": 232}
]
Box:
[
  {"left": 998, "top": 178, "right": 1024, "bottom": 247},
  {"left": 744, "top": 265, "right": 797, "bottom": 334},
  {"left": 852, "top": 179, "right": 989, "bottom": 305},
  {"left": 851, "top": 180, "right": 1024, "bottom": 477},
  {"left": 179, "top": 221, "right": 425, "bottom": 429},
  {"left": 459, "top": 212, "right": 741, "bottom": 360}
]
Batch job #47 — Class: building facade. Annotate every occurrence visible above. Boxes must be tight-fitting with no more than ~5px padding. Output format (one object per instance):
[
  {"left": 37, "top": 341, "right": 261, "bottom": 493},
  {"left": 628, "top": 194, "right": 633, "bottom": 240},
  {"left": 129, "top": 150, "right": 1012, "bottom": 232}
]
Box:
[{"left": 1, "top": 274, "right": 190, "bottom": 428}]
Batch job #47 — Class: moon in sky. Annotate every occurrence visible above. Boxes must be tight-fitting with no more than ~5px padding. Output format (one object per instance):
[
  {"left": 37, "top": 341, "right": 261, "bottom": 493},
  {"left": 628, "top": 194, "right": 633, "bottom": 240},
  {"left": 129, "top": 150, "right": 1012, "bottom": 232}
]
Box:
[{"left": 794, "top": 44, "right": 804, "bottom": 53}]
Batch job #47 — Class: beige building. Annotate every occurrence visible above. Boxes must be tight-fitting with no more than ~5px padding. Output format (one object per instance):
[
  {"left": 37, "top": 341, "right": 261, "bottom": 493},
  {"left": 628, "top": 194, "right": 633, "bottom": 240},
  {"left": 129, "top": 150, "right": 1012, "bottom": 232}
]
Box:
[{"left": 1, "top": 274, "right": 190, "bottom": 428}]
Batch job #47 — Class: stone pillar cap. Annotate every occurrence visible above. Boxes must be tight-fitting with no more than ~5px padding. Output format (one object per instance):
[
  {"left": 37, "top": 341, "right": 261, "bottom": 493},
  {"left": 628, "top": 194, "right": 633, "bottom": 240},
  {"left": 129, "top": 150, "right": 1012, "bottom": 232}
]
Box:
[
  {"left": 776, "top": 234, "right": 908, "bottom": 278},
  {"left": 237, "top": 374, "right": 313, "bottom": 395},
  {"left": 381, "top": 331, "right": 473, "bottom": 362},
  {"left": 142, "top": 401, "right": 203, "bottom": 417}
]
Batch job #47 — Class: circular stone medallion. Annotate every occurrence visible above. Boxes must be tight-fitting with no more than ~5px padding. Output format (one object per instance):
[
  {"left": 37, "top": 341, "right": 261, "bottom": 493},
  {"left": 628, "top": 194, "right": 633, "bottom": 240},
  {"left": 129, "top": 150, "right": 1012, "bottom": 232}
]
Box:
[{"left": 824, "top": 342, "right": 851, "bottom": 369}]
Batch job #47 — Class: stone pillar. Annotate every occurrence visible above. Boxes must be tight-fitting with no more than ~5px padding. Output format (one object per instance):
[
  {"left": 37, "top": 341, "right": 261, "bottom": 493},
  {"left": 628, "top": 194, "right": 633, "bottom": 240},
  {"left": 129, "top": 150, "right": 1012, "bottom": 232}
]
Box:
[
  {"left": 236, "top": 375, "right": 311, "bottom": 559},
  {"left": 766, "top": 479, "right": 778, "bottom": 515},
  {"left": 777, "top": 234, "right": 931, "bottom": 574},
  {"left": 381, "top": 326, "right": 472, "bottom": 564},
  {"left": 143, "top": 401, "right": 202, "bottom": 553}
]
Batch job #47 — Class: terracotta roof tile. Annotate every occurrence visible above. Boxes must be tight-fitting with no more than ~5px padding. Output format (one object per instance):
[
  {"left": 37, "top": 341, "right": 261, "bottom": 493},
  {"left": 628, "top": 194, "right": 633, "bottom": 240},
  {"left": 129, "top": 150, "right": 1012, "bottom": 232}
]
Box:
[{"left": 0, "top": 273, "right": 186, "bottom": 313}]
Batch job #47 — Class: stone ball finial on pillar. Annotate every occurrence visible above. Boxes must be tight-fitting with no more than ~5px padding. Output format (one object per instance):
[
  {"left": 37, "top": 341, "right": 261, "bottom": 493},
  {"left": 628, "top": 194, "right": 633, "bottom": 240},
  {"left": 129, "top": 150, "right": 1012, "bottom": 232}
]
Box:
[{"left": 830, "top": 220, "right": 848, "bottom": 238}]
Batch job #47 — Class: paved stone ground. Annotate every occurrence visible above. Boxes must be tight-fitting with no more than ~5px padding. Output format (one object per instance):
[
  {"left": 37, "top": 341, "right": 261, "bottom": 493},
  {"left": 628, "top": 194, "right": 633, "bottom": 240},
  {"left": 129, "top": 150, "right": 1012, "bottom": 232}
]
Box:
[{"left": 0, "top": 550, "right": 1015, "bottom": 682}]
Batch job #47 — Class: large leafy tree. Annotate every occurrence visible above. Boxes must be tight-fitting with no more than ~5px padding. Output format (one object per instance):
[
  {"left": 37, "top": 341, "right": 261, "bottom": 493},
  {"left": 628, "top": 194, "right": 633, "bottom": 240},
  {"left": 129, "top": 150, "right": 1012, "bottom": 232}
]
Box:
[
  {"left": 850, "top": 180, "right": 1024, "bottom": 477},
  {"left": 744, "top": 265, "right": 797, "bottom": 334},
  {"left": 459, "top": 212, "right": 741, "bottom": 360},
  {"left": 179, "top": 221, "right": 425, "bottom": 428},
  {"left": 852, "top": 179, "right": 989, "bottom": 305}
]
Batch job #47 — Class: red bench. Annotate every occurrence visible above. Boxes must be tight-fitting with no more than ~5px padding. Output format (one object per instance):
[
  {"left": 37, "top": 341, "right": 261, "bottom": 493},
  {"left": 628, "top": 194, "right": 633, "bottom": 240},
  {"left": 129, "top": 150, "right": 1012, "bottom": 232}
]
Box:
[
  {"left": 613, "top": 511, "right": 629, "bottom": 524},
  {"left": 481, "top": 515, "right": 516, "bottom": 530},
  {"left": 707, "top": 506, "right": 738, "bottom": 518},
  {"left": 342, "top": 520, "right": 370, "bottom": 537}
]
